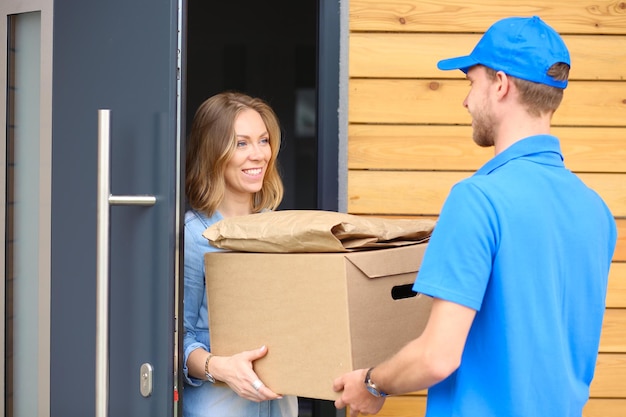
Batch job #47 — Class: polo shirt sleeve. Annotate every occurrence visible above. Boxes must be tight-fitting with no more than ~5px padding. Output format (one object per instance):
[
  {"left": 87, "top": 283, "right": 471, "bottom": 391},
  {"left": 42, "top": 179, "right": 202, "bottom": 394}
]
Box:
[{"left": 413, "top": 179, "right": 498, "bottom": 311}]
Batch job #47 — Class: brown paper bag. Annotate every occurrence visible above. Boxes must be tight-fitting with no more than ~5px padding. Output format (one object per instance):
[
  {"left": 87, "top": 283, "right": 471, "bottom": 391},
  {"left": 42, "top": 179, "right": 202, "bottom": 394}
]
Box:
[{"left": 202, "top": 210, "right": 436, "bottom": 252}]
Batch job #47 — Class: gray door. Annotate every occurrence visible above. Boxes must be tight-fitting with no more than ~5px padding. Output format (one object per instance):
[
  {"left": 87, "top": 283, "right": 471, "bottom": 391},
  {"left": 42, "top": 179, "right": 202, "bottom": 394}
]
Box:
[{"left": 50, "top": 0, "right": 180, "bottom": 415}]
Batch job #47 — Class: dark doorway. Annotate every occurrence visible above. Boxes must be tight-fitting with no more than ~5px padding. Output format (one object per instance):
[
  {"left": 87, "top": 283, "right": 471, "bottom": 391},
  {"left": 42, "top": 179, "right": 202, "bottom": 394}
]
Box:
[
  {"left": 186, "top": 0, "right": 318, "bottom": 210},
  {"left": 185, "top": 1, "right": 340, "bottom": 416}
]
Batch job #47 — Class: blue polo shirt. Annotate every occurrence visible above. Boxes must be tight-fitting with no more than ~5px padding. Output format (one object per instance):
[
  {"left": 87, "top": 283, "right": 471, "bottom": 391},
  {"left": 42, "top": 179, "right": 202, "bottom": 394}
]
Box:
[{"left": 413, "top": 135, "right": 617, "bottom": 417}]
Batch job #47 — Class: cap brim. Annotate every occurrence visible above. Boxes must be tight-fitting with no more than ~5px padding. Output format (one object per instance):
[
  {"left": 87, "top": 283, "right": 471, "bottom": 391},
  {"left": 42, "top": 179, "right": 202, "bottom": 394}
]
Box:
[{"left": 437, "top": 55, "right": 477, "bottom": 72}]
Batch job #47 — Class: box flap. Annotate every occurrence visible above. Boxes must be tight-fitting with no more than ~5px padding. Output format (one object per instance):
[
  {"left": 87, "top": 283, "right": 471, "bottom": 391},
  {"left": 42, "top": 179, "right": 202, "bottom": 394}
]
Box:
[{"left": 346, "top": 243, "right": 427, "bottom": 279}]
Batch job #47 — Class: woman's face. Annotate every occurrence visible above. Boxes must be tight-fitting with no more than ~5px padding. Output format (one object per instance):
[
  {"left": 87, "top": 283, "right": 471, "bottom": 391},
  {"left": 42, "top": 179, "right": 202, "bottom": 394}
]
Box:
[{"left": 223, "top": 108, "right": 272, "bottom": 200}]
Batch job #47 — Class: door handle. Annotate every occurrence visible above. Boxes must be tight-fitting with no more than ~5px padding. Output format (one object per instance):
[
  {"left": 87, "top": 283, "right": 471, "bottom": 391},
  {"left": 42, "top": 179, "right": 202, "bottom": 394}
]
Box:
[{"left": 96, "top": 109, "right": 156, "bottom": 417}]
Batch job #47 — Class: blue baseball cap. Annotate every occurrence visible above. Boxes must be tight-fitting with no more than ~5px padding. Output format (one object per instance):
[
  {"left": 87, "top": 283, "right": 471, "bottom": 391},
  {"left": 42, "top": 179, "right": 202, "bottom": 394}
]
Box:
[{"left": 437, "top": 16, "right": 570, "bottom": 89}]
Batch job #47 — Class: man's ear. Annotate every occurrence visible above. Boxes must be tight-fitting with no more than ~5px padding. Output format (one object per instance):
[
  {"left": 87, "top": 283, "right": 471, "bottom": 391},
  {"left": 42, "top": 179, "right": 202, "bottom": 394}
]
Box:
[{"left": 494, "top": 70, "right": 511, "bottom": 99}]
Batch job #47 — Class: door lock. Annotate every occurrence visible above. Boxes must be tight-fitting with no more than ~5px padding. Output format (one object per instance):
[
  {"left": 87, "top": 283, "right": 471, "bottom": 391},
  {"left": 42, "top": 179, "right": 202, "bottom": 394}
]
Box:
[{"left": 140, "top": 363, "right": 154, "bottom": 397}]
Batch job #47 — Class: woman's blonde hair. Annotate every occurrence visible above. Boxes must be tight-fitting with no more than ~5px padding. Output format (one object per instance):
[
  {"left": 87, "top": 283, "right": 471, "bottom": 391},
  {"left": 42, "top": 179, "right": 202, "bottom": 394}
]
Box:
[{"left": 185, "top": 91, "right": 284, "bottom": 216}]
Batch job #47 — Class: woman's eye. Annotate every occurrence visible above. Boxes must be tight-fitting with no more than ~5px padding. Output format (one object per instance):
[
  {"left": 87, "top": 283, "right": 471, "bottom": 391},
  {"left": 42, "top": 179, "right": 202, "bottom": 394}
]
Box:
[
  {"left": 236, "top": 140, "right": 247, "bottom": 148},
  {"left": 260, "top": 137, "right": 270, "bottom": 145}
]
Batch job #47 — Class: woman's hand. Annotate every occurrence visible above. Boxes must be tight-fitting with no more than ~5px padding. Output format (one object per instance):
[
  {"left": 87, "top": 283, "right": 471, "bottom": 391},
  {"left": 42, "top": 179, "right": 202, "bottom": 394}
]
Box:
[{"left": 212, "top": 345, "right": 283, "bottom": 402}]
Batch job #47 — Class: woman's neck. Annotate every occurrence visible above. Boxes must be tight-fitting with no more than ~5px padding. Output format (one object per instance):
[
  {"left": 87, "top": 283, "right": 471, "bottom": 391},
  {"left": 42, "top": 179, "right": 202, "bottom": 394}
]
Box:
[{"left": 217, "top": 198, "right": 253, "bottom": 219}]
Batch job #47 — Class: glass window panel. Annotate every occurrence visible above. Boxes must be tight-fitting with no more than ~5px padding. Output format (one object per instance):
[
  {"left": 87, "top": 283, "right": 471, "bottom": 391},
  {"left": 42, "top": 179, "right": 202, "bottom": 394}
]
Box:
[{"left": 5, "top": 11, "right": 41, "bottom": 417}]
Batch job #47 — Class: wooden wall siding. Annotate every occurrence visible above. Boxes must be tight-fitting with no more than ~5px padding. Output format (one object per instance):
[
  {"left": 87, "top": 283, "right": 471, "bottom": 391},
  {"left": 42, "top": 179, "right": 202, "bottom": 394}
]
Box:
[
  {"left": 350, "top": 0, "right": 626, "bottom": 34},
  {"left": 349, "top": 125, "right": 626, "bottom": 173},
  {"left": 350, "top": 79, "right": 626, "bottom": 126},
  {"left": 376, "top": 396, "right": 626, "bottom": 417},
  {"left": 348, "top": 171, "right": 626, "bottom": 216},
  {"left": 347, "top": 1, "right": 626, "bottom": 416},
  {"left": 608, "top": 263, "right": 626, "bottom": 307},
  {"left": 350, "top": 34, "right": 626, "bottom": 80},
  {"left": 602, "top": 309, "right": 626, "bottom": 351}
]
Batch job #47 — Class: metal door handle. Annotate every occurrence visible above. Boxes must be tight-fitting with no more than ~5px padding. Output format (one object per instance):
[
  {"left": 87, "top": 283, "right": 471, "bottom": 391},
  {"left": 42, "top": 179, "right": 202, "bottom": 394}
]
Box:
[{"left": 96, "top": 109, "right": 156, "bottom": 417}]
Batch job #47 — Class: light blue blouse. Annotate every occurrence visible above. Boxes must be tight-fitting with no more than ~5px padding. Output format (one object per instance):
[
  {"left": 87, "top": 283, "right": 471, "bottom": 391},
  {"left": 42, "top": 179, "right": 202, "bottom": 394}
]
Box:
[{"left": 182, "top": 209, "right": 298, "bottom": 417}]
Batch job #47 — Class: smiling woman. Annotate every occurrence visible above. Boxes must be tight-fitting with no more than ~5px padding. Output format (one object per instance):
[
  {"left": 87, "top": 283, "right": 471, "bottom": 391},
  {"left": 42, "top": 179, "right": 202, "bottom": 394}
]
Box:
[
  {"left": 182, "top": 92, "right": 298, "bottom": 417},
  {"left": 185, "top": 92, "right": 284, "bottom": 219}
]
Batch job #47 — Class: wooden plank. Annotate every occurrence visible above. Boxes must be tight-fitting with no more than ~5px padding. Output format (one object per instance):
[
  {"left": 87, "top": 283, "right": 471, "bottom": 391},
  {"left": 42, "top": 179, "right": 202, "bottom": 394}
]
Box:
[
  {"left": 591, "top": 353, "right": 626, "bottom": 397},
  {"left": 348, "top": 124, "right": 626, "bottom": 173},
  {"left": 557, "top": 127, "right": 626, "bottom": 174},
  {"left": 600, "top": 309, "right": 626, "bottom": 352},
  {"left": 613, "top": 220, "right": 626, "bottom": 262},
  {"left": 607, "top": 263, "right": 626, "bottom": 308},
  {"left": 348, "top": 124, "right": 492, "bottom": 171},
  {"left": 349, "top": 79, "right": 626, "bottom": 126},
  {"left": 348, "top": 171, "right": 626, "bottom": 217},
  {"left": 350, "top": 33, "right": 626, "bottom": 81},
  {"left": 368, "top": 395, "right": 626, "bottom": 417},
  {"left": 584, "top": 399, "right": 626, "bottom": 417},
  {"left": 579, "top": 174, "right": 626, "bottom": 217},
  {"left": 350, "top": 0, "right": 626, "bottom": 34},
  {"left": 348, "top": 170, "right": 464, "bottom": 215},
  {"left": 370, "top": 394, "right": 426, "bottom": 417}
]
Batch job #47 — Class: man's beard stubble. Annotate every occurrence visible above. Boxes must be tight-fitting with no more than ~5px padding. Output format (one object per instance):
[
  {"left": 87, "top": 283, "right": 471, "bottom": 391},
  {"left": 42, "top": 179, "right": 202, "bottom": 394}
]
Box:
[{"left": 471, "top": 108, "right": 496, "bottom": 148}]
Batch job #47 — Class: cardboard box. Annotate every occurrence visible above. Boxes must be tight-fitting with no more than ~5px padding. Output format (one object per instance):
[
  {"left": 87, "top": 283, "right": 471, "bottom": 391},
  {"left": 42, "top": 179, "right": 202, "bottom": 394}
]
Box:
[{"left": 204, "top": 243, "right": 432, "bottom": 400}]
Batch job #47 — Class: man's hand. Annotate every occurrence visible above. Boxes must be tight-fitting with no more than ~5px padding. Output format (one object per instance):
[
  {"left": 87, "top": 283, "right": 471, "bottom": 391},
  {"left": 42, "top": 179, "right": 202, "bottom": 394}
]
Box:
[{"left": 333, "top": 369, "right": 385, "bottom": 416}]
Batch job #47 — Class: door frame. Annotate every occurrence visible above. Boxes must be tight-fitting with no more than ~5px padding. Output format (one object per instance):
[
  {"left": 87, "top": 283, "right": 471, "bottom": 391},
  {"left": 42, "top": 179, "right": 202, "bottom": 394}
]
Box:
[{"left": 317, "top": 0, "right": 341, "bottom": 212}]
